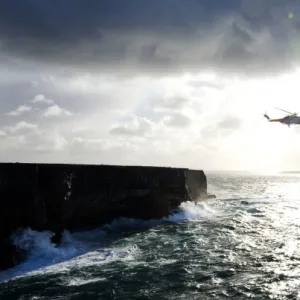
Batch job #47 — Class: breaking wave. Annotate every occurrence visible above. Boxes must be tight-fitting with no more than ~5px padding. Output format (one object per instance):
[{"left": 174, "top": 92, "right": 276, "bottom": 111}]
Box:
[{"left": 0, "top": 200, "right": 216, "bottom": 283}]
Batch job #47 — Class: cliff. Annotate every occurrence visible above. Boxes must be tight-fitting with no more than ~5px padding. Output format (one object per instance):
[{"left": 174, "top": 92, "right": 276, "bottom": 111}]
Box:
[{"left": 0, "top": 162, "right": 215, "bottom": 270}]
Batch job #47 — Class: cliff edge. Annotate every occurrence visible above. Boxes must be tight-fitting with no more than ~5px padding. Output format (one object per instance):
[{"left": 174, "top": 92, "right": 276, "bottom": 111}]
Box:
[{"left": 0, "top": 162, "right": 215, "bottom": 270}]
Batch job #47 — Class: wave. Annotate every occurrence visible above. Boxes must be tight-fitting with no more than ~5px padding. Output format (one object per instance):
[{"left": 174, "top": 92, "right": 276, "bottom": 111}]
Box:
[
  {"left": 0, "top": 200, "right": 216, "bottom": 283},
  {"left": 166, "top": 201, "right": 216, "bottom": 222}
]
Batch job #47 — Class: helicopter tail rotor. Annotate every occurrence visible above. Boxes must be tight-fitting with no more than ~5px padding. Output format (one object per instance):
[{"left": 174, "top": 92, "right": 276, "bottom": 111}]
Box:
[{"left": 263, "top": 111, "right": 270, "bottom": 120}]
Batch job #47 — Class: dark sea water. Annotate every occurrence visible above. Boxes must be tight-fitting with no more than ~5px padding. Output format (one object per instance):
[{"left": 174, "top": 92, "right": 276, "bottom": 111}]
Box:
[{"left": 1, "top": 171, "right": 300, "bottom": 300}]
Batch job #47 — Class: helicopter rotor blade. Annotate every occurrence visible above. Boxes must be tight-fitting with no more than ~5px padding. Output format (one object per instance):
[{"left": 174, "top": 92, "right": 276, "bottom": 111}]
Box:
[{"left": 274, "top": 107, "right": 296, "bottom": 115}]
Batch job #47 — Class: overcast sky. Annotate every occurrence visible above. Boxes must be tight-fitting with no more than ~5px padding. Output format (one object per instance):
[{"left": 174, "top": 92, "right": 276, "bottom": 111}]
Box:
[{"left": 1, "top": 0, "right": 300, "bottom": 172}]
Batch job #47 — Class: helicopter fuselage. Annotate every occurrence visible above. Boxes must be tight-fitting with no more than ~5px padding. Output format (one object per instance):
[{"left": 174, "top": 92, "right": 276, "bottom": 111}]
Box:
[{"left": 282, "top": 115, "right": 300, "bottom": 125}]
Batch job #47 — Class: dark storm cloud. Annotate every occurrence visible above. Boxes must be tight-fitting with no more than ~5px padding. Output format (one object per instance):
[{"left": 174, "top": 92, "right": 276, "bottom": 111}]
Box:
[{"left": 1, "top": 0, "right": 300, "bottom": 75}]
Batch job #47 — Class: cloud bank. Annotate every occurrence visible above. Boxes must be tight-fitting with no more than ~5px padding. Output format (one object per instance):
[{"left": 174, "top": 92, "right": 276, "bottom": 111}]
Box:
[{"left": 0, "top": 0, "right": 300, "bottom": 76}]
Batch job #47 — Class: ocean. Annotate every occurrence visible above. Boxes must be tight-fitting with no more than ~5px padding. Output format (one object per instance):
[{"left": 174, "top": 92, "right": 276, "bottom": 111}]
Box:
[{"left": 1, "top": 171, "right": 300, "bottom": 300}]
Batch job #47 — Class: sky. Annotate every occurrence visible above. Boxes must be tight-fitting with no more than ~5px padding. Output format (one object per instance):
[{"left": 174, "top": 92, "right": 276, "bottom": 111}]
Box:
[{"left": 1, "top": 0, "right": 300, "bottom": 172}]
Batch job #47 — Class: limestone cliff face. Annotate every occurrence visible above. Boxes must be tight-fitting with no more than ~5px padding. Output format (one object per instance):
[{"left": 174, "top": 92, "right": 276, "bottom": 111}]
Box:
[{"left": 0, "top": 163, "right": 214, "bottom": 270}]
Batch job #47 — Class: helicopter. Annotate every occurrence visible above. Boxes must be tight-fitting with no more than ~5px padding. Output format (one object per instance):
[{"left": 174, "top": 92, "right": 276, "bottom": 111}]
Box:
[{"left": 263, "top": 107, "right": 300, "bottom": 127}]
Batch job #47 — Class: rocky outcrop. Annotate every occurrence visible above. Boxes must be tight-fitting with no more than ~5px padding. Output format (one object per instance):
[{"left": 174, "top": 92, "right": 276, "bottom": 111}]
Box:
[{"left": 0, "top": 162, "right": 215, "bottom": 270}]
